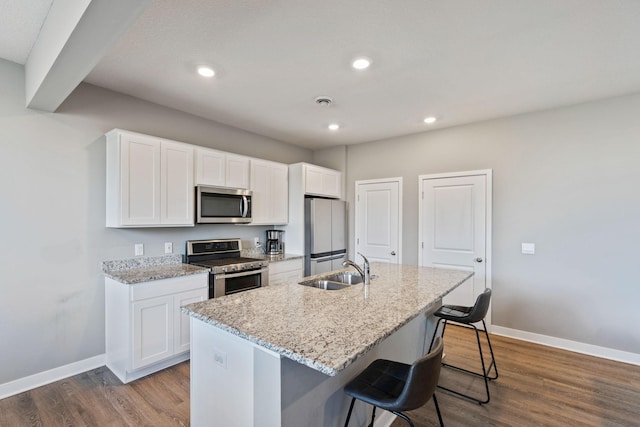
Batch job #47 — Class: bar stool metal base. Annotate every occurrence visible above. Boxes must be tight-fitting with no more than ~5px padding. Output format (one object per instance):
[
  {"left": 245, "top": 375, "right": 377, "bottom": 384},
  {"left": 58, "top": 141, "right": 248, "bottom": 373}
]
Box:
[
  {"left": 429, "top": 318, "right": 498, "bottom": 405},
  {"left": 343, "top": 395, "right": 443, "bottom": 427}
]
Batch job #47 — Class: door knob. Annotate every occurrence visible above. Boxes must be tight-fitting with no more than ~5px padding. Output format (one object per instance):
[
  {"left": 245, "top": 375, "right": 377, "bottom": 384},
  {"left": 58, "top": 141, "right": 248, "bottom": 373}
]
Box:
[
  {"left": 475, "top": 257, "right": 483, "bottom": 263},
  {"left": 390, "top": 251, "right": 396, "bottom": 256}
]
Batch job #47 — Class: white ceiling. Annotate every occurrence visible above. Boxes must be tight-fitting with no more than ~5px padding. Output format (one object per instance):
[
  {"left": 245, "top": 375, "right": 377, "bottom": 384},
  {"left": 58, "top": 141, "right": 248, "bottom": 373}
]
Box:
[
  {"left": 4, "top": 0, "right": 640, "bottom": 149},
  {"left": 0, "top": 0, "right": 52, "bottom": 64}
]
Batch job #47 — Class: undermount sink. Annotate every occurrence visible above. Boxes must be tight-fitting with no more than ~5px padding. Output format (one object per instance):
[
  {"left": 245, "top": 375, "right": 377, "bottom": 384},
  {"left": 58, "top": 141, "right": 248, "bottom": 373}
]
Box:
[
  {"left": 323, "top": 272, "right": 364, "bottom": 285},
  {"left": 298, "top": 279, "right": 349, "bottom": 290},
  {"left": 298, "top": 271, "right": 364, "bottom": 290}
]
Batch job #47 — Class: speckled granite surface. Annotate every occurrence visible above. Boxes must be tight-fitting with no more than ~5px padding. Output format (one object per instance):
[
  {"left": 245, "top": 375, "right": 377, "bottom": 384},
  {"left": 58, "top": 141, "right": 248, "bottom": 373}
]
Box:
[
  {"left": 102, "top": 255, "right": 209, "bottom": 284},
  {"left": 248, "top": 252, "right": 304, "bottom": 263},
  {"left": 183, "top": 262, "right": 473, "bottom": 376}
]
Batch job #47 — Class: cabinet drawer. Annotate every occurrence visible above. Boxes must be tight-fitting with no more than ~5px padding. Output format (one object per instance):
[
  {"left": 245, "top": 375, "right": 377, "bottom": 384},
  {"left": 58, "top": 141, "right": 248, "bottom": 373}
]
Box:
[
  {"left": 268, "top": 258, "right": 303, "bottom": 275},
  {"left": 130, "top": 273, "right": 207, "bottom": 301}
]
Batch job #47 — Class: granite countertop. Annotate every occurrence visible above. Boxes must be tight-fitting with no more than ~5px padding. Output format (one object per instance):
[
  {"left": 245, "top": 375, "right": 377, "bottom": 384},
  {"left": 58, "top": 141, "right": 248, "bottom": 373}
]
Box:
[
  {"left": 252, "top": 253, "right": 304, "bottom": 263},
  {"left": 183, "top": 262, "right": 473, "bottom": 376},
  {"left": 102, "top": 254, "right": 209, "bottom": 285}
]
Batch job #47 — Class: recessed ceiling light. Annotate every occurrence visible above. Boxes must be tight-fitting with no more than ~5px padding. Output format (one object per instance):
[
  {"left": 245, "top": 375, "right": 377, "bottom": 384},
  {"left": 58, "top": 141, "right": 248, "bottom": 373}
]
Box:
[
  {"left": 352, "top": 57, "right": 371, "bottom": 70},
  {"left": 328, "top": 123, "right": 340, "bottom": 131},
  {"left": 197, "top": 66, "right": 215, "bottom": 77},
  {"left": 424, "top": 116, "right": 437, "bottom": 124}
]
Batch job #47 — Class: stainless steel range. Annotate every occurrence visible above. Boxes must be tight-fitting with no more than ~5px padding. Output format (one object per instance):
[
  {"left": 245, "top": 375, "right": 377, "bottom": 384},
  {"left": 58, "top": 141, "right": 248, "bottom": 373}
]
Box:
[{"left": 185, "top": 238, "right": 269, "bottom": 298}]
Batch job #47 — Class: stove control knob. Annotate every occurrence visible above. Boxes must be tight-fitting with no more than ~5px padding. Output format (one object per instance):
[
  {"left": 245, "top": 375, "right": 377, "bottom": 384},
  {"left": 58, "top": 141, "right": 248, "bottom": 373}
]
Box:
[
  {"left": 232, "top": 266, "right": 238, "bottom": 271},
  {"left": 221, "top": 267, "right": 227, "bottom": 273}
]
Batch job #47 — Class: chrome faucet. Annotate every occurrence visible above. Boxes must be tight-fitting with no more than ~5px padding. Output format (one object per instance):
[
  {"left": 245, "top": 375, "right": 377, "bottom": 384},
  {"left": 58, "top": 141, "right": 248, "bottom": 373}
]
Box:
[{"left": 343, "top": 252, "right": 371, "bottom": 285}]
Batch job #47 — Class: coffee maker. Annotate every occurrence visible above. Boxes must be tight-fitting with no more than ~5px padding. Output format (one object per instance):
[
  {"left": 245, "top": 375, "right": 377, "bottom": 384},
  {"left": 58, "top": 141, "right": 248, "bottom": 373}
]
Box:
[{"left": 265, "top": 230, "right": 285, "bottom": 255}]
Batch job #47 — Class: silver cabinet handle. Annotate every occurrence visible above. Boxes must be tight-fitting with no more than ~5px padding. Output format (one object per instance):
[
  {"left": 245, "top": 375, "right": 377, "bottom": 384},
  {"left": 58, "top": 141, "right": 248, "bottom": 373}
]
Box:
[
  {"left": 390, "top": 251, "right": 396, "bottom": 256},
  {"left": 475, "top": 257, "right": 483, "bottom": 263}
]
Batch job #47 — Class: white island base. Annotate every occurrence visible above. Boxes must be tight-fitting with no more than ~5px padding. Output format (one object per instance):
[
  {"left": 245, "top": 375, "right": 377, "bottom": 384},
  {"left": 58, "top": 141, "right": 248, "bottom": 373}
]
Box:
[{"left": 190, "top": 309, "right": 439, "bottom": 427}]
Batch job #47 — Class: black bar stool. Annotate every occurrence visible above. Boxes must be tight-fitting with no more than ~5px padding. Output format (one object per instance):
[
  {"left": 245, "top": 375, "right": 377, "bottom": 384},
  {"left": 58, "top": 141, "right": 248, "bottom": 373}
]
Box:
[
  {"left": 343, "top": 337, "right": 445, "bottom": 427},
  {"left": 428, "top": 288, "right": 498, "bottom": 405}
]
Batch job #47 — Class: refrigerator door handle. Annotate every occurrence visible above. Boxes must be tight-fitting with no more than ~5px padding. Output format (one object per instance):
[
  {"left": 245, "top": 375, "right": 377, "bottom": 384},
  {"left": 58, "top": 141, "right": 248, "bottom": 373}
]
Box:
[{"left": 312, "top": 254, "right": 345, "bottom": 262}]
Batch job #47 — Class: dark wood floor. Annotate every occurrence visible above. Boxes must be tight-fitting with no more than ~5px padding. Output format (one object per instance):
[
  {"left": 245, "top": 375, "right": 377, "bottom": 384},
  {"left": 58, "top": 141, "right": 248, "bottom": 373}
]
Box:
[
  {"left": 390, "top": 326, "right": 640, "bottom": 427},
  {"left": 1, "top": 326, "right": 638, "bottom": 426}
]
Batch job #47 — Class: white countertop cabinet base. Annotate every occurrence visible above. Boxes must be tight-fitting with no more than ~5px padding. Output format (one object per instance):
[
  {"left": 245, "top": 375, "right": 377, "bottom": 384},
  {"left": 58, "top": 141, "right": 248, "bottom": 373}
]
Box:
[
  {"left": 189, "top": 307, "right": 439, "bottom": 427},
  {"left": 105, "top": 274, "right": 207, "bottom": 383},
  {"left": 268, "top": 258, "right": 303, "bottom": 286}
]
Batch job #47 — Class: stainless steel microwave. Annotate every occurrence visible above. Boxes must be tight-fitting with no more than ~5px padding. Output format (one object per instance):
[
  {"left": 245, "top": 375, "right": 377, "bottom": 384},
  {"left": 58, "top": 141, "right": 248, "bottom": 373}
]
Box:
[{"left": 196, "top": 186, "right": 252, "bottom": 224}]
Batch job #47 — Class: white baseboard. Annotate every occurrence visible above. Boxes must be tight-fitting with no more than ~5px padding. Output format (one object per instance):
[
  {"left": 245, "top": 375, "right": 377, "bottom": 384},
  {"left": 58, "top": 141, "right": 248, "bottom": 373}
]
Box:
[
  {"left": 3, "top": 327, "right": 638, "bottom": 407},
  {"left": 0, "top": 354, "right": 106, "bottom": 400},
  {"left": 491, "top": 326, "right": 640, "bottom": 366}
]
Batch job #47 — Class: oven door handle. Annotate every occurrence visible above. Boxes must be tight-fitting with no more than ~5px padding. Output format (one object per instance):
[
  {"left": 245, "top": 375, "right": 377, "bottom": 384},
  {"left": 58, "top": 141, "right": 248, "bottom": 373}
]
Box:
[{"left": 219, "top": 267, "right": 267, "bottom": 279}]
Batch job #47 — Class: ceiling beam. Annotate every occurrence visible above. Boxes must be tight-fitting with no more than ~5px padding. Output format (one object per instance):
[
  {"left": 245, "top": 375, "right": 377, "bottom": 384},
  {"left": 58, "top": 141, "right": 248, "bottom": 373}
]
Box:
[{"left": 25, "top": 0, "right": 151, "bottom": 112}]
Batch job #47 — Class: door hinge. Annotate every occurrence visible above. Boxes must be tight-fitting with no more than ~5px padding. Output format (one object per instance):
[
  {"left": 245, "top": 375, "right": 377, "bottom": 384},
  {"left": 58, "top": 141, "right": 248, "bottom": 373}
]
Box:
[
  {"left": 421, "top": 242, "right": 424, "bottom": 249},
  {"left": 357, "top": 194, "right": 360, "bottom": 202},
  {"left": 421, "top": 191, "right": 424, "bottom": 200},
  {"left": 357, "top": 238, "right": 360, "bottom": 244}
]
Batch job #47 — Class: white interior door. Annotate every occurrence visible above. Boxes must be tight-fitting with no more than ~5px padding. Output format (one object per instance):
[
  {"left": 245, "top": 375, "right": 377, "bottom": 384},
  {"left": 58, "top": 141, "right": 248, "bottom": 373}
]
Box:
[
  {"left": 355, "top": 178, "right": 402, "bottom": 263},
  {"left": 419, "top": 171, "right": 491, "bottom": 320}
]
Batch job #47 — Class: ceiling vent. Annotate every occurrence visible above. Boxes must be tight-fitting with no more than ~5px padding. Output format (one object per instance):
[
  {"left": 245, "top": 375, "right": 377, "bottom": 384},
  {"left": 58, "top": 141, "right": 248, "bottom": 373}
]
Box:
[{"left": 314, "top": 96, "right": 333, "bottom": 106}]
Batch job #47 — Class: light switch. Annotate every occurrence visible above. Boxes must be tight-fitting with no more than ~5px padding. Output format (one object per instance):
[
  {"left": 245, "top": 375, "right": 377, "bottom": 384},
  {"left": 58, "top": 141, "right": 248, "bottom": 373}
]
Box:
[
  {"left": 134, "top": 243, "right": 144, "bottom": 256},
  {"left": 521, "top": 243, "right": 535, "bottom": 255}
]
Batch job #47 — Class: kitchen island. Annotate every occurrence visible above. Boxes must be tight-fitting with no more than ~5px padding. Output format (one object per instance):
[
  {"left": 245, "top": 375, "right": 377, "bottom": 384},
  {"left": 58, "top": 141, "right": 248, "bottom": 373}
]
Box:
[{"left": 183, "top": 263, "right": 473, "bottom": 427}]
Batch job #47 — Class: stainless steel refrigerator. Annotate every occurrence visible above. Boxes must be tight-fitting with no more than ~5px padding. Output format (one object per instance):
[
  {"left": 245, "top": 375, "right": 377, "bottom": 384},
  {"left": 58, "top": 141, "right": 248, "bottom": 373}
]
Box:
[{"left": 304, "top": 198, "right": 347, "bottom": 276}]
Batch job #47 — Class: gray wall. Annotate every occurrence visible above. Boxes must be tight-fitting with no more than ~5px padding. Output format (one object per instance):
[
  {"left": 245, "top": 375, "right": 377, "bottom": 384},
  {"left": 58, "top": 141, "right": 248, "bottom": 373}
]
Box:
[
  {"left": 345, "top": 94, "right": 640, "bottom": 354},
  {"left": 2, "top": 50, "right": 639, "bottom": 387},
  {"left": 0, "top": 59, "right": 312, "bottom": 385}
]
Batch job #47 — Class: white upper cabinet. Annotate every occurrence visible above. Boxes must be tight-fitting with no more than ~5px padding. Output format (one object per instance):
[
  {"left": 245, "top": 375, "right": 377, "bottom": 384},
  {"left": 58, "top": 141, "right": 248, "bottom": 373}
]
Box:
[
  {"left": 194, "top": 148, "right": 225, "bottom": 186},
  {"left": 161, "top": 141, "right": 195, "bottom": 225},
  {"left": 302, "top": 163, "right": 342, "bottom": 199},
  {"left": 106, "top": 129, "right": 194, "bottom": 227},
  {"left": 195, "top": 148, "right": 250, "bottom": 189},
  {"left": 250, "top": 159, "right": 289, "bottom": 225},
  {"left": 225, "top": 153, "right": 250, "bottom": 189}
]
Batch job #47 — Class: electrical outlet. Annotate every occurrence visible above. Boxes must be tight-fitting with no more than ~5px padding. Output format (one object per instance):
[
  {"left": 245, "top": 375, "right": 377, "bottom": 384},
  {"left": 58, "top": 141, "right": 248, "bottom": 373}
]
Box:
[
  {"left": 213, "top": 348, "right": 227, "bottom": 369},
  {"left": 134, "top": 243, "right": 144, "bottom": 256},
  {"left": 164, "top": 242, "right": 173, "bottom": 254},
  {"left": 253, "top": 237, "right": 260, "bottom": 248}
]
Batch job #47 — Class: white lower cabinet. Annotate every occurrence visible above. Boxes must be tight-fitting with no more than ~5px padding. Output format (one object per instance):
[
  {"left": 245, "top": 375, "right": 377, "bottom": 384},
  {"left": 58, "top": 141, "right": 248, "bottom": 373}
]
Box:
[
  {"left": 106, "top": 273, "right": 207, "bottom": 383},
  {"left": 268, "top": 258, "right": 303, "bottom": 286}
]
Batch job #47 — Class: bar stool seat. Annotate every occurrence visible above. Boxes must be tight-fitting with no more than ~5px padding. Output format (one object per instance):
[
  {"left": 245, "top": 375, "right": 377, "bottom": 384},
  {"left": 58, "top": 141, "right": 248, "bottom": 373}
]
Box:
[
  {"left": 343, "top": 337, "right": 445, "bottom": 427},
  {"left": 428, "top": 288, "right": 498, "bottom": 405}
]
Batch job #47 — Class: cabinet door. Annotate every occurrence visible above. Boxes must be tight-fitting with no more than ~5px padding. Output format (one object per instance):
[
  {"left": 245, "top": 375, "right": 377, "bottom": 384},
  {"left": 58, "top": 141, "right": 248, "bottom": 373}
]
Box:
[
  {"left": 269, "top": 268, "right": 303, "bottom": 286},
  {"left": 269, "top": 163, "right": 289, "bottom": 224},
  {"left": 195, "top": 148, "right": 226, "bottom": 186},
  {"left": 322, "top": 170, "right": 341, "bottom": 199},
  {"left": 250, "top": 160, "right": 270, "bottom": 224},
  {"left": 226, "top": 154, "right": 250, "bottom": 189},
  {"left": 132, "top": 296, "right": 174, "bottom": 370},
  {"left": 250, "top": 159, "right": 288, "bottom": 225},
  {"left": 283, "top": 269, "right": 303, "bottom": 283},
  {"left": 121, "top": 133, "right": 161, "bottom": 225},
  {"left": 161, "top": 141, "right": 194, "bottom": 225},
  {"left": 304, "top": 164, "right": 341, "bottom": 198},
  {"left": 174, "top": 289, "right": 207, "bottom": 354},
  {"left": 304, "top": 165, "right": 325, "bottom": 196}
]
